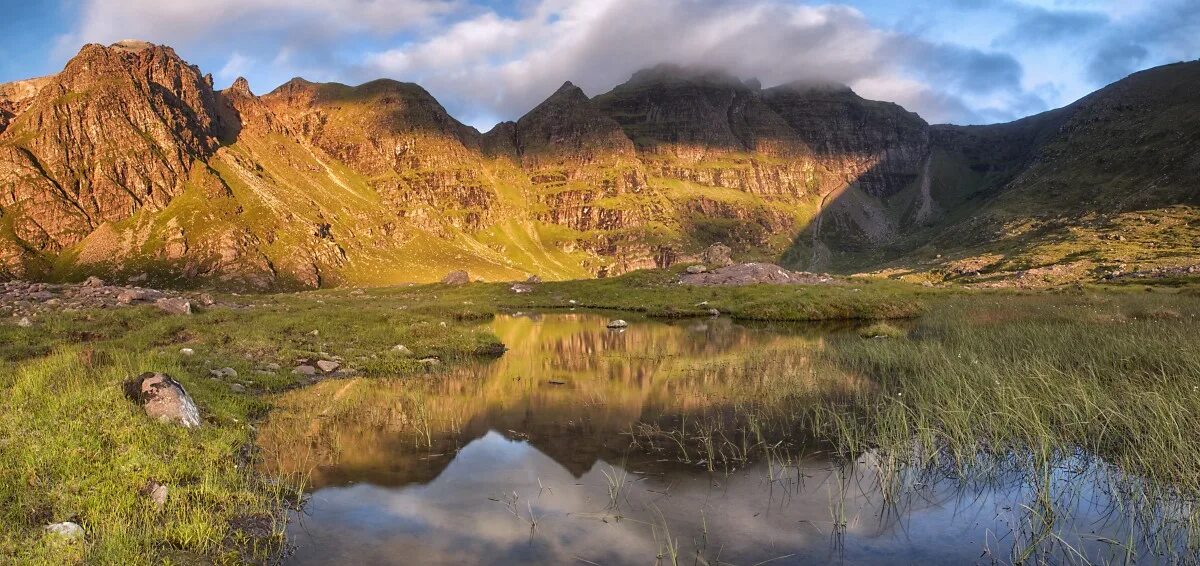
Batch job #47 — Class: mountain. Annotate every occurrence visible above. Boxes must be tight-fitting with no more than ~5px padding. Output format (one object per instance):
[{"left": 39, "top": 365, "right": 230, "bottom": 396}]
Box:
[{"left": 0, "top": 42, "right": 1197, "bottom": 288}]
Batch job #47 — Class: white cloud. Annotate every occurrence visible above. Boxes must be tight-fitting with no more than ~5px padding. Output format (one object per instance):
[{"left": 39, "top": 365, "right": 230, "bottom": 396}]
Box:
[
  {"left": 62, "top": 0, "right": 1192, "bottom": 127},
  {"left": 217, "top": 52, "right": 253, "bottom": 83}
]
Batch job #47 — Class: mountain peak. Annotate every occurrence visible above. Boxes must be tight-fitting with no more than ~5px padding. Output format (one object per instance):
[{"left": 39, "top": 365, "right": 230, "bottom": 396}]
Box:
[
  {"left": 228, "top": 76, "right": 253, "bottom": 97},
  {"left": 110, "top": 39, "right": 156, "bottom": 52},
  {"left": 625, "top": 63, "right": 745, "bottom": 88}
]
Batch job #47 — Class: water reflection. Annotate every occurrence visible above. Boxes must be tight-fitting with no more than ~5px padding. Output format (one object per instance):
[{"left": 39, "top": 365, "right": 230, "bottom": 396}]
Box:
[{"left": 260, "top": 313, "right": 1176, "bottom": 564}]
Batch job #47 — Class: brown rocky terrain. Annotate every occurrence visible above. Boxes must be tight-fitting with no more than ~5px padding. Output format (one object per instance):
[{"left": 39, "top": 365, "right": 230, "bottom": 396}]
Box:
[{"left": 1, "top": 41, "right": 1197, "bottom": 288}]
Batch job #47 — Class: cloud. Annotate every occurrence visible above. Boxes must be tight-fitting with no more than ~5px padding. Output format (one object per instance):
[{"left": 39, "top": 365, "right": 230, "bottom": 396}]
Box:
[
  {"left": 359, "top": 0, "right": 1034, "bottom": 127},
  {"left": 58, "top": 0, "right": 1194, "bottom": 128}
]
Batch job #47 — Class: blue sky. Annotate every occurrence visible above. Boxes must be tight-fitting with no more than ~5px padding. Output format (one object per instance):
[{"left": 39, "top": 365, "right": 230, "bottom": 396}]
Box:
[{"left": 1, "top": 0, "right": 1196, "bottom": 130}]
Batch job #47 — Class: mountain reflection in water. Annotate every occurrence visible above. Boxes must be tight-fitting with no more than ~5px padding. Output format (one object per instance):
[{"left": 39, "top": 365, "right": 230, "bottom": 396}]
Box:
[{"left": 259, "top": 313, "right": 1154, "bottom": 565}]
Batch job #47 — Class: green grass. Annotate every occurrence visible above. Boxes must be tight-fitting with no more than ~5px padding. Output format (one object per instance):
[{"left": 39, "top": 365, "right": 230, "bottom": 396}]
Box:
[{"left": 5, "top": 276, "right": 1200, "bottom": 562}]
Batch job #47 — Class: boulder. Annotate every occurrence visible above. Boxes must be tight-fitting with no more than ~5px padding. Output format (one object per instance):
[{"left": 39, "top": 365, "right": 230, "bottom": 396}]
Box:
[
  {"left": 392, "top": 344, "right": 413, "bottom": 356},
  {"left": 155, "top": 298, "right": 192, "bottom": 315},
  {"left": 607, "top": 319, "right": 629, "bottom": 329},
  {"left": 229, "top": 383, "right": 246, "bottom": 393},
  {"left": 293, "top": 365, "right": 318, "bottom": 376},
  {"left": 707, "top": 308, "right": 721, "bottom": 317},
  {"left": 45, "top": 522, "right": 84, "bottom": 541},
  {"left": 316, "top": 360, "right": 340, "bottom": 373},
  {"left": 441, "top": 270, "right": 470, "bottom": 285},
  {"left": 123, "top": 373, "right": 202, "bottom": 428},
  {"left": 83, "top": 276, "right": 105, "bottom": 288},
  {"left": 510, "top": 283, "right": 533, "bottom": 294},
  {"left": 699, "top": 243, "right": 734, "bottom": 268},
  {"left": 16, "top": 317, "right": 33, "bottom": 328},
  {"left": 525, "top": 274, "right": 543, "bottom": 284},
  {"left": 209, "top": 367, "right": 237, "bottom": 378},
  {"left": 685, "top": 264, "right": 707, "bottom": 274},
  {"left": 179, "top": 348, "right": 195, "bottom": 356}
]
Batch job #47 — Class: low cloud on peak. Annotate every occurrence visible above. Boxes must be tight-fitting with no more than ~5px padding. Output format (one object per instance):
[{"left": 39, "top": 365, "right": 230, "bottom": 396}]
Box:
[{"left": 5, "top": 0, "right": 1196, "bottom": 130}]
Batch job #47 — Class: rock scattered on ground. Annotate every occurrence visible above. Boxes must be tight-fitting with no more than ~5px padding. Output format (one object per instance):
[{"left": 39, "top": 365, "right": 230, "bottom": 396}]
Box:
[
  {"left": 123, "top": 373, "right": 202, "bottom": 428},
  {"left": 229, "top": 383, "right": 247, "bottom": 393},
  {"left": 525, "top": 274, "right": 542, "bottom": 283},
  {"left": 1, "top": 280, "right": 219, "bottom": 323},
  {"left": 441, "top": 270, "right": 470, "bottom": 285},
  {"left": 392, "top": 344, "right": 412, "bottom": 356},
  {"left": 685, "top": 264, "right": 708, "bottom": 274},
  {"left": 209, "top": 367, "right": 237, "bottom": 379},
  {"left": 155, "top": 297, "right": 192, "bottom": 315},
  {"left": 678, "top": 263, "right": 841, "bottom": 286},
  {"left": 179, "top": 348, "right": 195, "bottom": 356},
  {"left": 510, "top": 283, "right": 533, "bottom": 294},
  {"left": 316, "top": 360, "right": 340, "bottom": 373},
  {"left": 417, "top": 357, "right": 441, "bottom": 366},
  {"left": 292, "top": 365, "right": 318, "bottom": 376}
]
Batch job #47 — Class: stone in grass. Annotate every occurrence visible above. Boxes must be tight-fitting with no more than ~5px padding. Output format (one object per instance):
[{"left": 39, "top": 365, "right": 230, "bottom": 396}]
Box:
[
  {"left": 316, "top": 360, "right": 340, "bottom": 373},
  {"left": 293, "top": 365, "right": 318, "bottom": 376},
  {"left": 510, "top": 283, "right": 533, "bottom": 294},
  {"left": 45, "top": 521, "right": 84, "bottom": 541},
  {"left": 606, "top": 319, "right": 629, "bottom": 329},
  {"left": 155, "top": 297, "right": 192, "bottom": 315},
  {"left": 83, "top": 276, "right": 105, "bottom": 288},
  {"left": 209, "top": 367, "right": 238, "bottom": 379},
  {"left": 686, "top": 264, "right": 708, "bottom": 274},
  {"left": 392, "top": 344, "right": 413, "bottom": 356},
  {"left": 417, "top": 357, "right": 441, "bottom": 366},
  {"left": 17, "top": 317, "right": 33, "bottom": 328},
  {"left": 230, "top": 383, "right": 247, "bottom": 393},
  {"left": 179, "top": 348, "right": 195, "bottom": 356},
  {"left": 142, "top": 480, "right": 169, "bottom": 509},
  {"left": 123, "top": 373, "right": 201, "bottom": 428}
]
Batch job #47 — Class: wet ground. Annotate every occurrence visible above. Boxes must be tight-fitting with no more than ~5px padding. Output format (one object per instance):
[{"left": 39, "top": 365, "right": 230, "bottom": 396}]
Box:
[{"left": 260, "top": 313, "right": 1172, "bottom": 565}]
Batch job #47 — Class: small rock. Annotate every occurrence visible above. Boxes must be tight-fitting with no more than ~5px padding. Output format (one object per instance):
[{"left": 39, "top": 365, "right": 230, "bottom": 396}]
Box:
[
  {"left": 309, "top": 329, "right": 320, "bottom": 337},
  {"left": 607, "top": 319, "right": 629, "bottom": 329},
  {"left": 123, "top": 373, "right": 202, "bottom": 428},
  {"left": 686, "top": 264, "right": 708, "bottom": 274},
  {"left": 316, "top": 360, "right": 340, "bottom": 373},
  {"left": 525, "top": 274, "right": 542, "bottom": 283},
  {"left": 699, "top": 242, "right": 734, "bottom": 267},
  {"left": 83, "top": 276, "right": 105, "bottom": 288},
  {"left": 155, "top": 298, "right": 192, "bottom": 316},
  {"left": 16, "top": 317, "right": 33, "bottom": 328},
  {"left": 568, "top": 299, "right": 577, "bottom": 305},
  {"left": 117, "top": 290, "right": 148, "bottom": 304},
  {"left": 179, "top": 348, "right": 195, "bottom": 356},
  {"left": 30, "top": 291, "right": 54, "bottom": 301},
  {"left": 392, "top": 345, "right": 413, "bottom": 356},
  {"left": 229, "top": 383, "right": 246, "bottom": 393},
  {"left": 441, "top": 270, "right": 470, "bottom": 285},
  {"left": 417, "top": 357, "right": 441, "bottom": 366},
  {"left": 510, "top": 283, "right": 533, "bottom": 294},
  {"left": 707, "top": 308, "right": 721, "bottom": 317},
  {"left": 210, "top": 367, "right": 237, "bottom": 378},
  {"left": 143, "top": 481, "right": 168, "bottom": 509},
  {"left": 197, "top": 293, "right": 215, "bottom": 306},
  {"left": 293, "top": 365, "right": 318, "bottom": 376},
  {"left": 264, "top": 363, "right": 281, "bottom": 371},
  {"left": 45, "top": 521, "right": 84, "bottom": 541}
]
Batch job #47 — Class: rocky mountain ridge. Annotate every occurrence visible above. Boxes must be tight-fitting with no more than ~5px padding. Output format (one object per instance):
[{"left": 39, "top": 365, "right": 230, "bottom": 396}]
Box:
[{"left": 1, "top": 41, "right": 1197, "bottom": 288}]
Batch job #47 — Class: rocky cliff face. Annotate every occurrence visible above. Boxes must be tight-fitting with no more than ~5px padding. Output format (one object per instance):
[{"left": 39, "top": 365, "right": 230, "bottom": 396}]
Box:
[{"left": 3, "top": 41, "right": 1194, "bottom": 287}]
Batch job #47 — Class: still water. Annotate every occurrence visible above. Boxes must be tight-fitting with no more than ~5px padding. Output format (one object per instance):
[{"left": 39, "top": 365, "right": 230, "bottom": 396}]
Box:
[{"left": 259, "top": 313, "right": 1174, "bottom": 565}]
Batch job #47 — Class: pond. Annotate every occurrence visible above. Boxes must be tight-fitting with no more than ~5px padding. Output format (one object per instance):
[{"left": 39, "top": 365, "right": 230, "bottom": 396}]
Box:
[{"left": 258, "top": 313, "right": 1190, "bottom": 565}]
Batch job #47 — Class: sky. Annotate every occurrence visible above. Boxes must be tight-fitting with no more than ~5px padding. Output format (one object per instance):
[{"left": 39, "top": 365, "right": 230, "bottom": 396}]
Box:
[{"left": 0, "top": 0, "right": 1196, "bottom": 131}]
